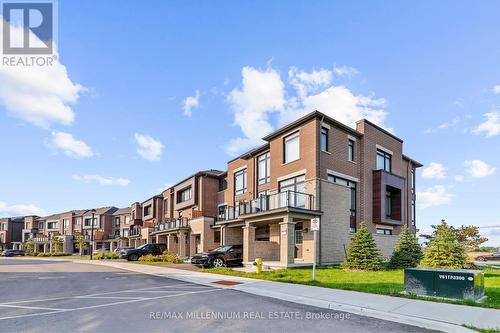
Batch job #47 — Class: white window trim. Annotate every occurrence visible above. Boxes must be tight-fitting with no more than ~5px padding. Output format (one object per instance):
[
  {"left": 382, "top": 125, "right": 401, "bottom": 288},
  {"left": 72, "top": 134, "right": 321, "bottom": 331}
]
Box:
[
  {"left": 326, "top": 169, "right": 359, "bottom": 183},
  {"left": 321, "top": 123, "right": 331, "bottom": 129},
  {"left": 376, "top": 144, "right": 393, "bottom": 155},
  {"left": 277, "top": 169, "right": 307, "bottom": 183},
  {"left": 280, "top": 128, "right": 301, "bottom": 140},
  {"left": 232, "top": 165, "right": 247, "bottom": 174},
  {"left": 348, "top": 135, "right": 357, "bottom": 141},
  {"left": 375, "top": 224, "right": 394, "bottom": 230}
]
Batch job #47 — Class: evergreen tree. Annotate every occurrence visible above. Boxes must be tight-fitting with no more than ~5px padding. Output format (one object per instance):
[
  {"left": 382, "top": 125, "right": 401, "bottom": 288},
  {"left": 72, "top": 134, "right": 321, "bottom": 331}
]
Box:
[
  {"left": 389, "top": 225, "right": 422, "bottom": 269},
  {"left": 24, "top": 239, "right": 34, "bottom": 254},
  {"left": 342, "top": 222, "right": 383, "bottom": 271},
  {"left": 420, "top": 221, "right": 466, "bottom": 269}
]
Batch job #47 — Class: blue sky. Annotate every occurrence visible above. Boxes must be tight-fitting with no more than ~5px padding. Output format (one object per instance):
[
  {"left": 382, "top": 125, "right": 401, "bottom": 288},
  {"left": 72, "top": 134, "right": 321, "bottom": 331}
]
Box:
[{"left": 0, "top": 1, "right": 499, "bottom": 245}]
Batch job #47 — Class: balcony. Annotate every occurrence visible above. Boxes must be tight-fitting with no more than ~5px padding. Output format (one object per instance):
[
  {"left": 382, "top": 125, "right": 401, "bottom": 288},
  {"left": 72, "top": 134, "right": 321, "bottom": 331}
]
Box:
[
  {"left": 129, "top": 228, "right": 141, "bottom": 237},
  {"left": 153, "top": 218, "right": 189, "bottom": 232},
  {"left": 373, "top": 169, "right": 404, "bottom": 226},
  {"left": 216, "top": 191, "right": 315, "bottom": 221}
]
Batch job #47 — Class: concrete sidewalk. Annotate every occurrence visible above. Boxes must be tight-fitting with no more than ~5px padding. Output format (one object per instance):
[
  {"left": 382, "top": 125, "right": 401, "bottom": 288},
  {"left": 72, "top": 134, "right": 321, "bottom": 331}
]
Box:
[{"left": 73, "top": 260, "right": 500, "bottom": 333}]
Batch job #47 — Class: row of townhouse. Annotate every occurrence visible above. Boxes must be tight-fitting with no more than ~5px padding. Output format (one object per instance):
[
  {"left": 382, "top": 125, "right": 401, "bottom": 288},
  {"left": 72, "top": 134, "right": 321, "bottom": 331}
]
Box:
[{"left": 3, "top": 111, "right": 422, "bottom": 268}]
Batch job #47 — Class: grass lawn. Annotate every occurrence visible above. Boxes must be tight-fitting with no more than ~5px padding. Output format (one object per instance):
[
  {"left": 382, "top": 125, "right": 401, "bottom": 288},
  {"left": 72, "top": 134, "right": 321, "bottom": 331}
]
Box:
[{"left": 204, "top": 265, "right": 500, "bottom": 309}]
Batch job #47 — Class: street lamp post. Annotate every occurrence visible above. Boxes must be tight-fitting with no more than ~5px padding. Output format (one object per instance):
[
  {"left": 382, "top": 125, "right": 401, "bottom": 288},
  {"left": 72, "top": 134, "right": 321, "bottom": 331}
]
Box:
[{"left": 90, "top": 209, "right": 96, "bottom": 260}]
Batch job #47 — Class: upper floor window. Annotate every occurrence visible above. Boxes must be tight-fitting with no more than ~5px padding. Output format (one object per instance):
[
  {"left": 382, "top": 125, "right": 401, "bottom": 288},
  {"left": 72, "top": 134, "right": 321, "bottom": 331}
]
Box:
[
  {"left": 177, "top": 187, "right": 192, "bottom": 203},
  {"left": 320, "top": 127, "right": 329, "bottom": 152},
  {"left": 84, "top": 218, "right": 97, "bottom": 227},
  {"left": 348, "top": 140, "right": 355, "bottom": 161},
  {"left": 257, "top": 152, "right": 270, "bottom": 185},
  {"left": 125, "top": 215, "right": 130, "bottom": 224},
  {"left": 234, "top": 169, "right": 247, "bottom": 195},
  {"left": 114, "top": 217, "right": 120, "bottom": 227},
  {"left": 38, "top": 222, "right": 44, "bottom": 229},
  {"left": 63, "top": 219, "right": 69, "bottom": 228},
  {"left": 0, "top": 223, "right": 6, "bottom": 231},
  {"left": 376, "top": 149, "right": 392, "bottom": 172},
  {"left": 47, "top": 221, "right": 58, "bottom": 229},
  {"left": 283, "top": 132, "right": 300, "bottom": 163},
  {"left": 123, "top": 229, "right": 129, "bottom": 237},
  {"left": 143, "top": 204, "right": 152, "bottom": 216},
  {"left": 219, "top": 178, "right": 228, "bottom": 191},
  {"left": 163, "top": 199, "right": 168, "bottom": 215}
]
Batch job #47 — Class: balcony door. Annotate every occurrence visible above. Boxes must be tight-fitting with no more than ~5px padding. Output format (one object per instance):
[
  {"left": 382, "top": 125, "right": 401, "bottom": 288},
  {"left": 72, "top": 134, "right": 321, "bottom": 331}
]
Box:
[{"left": 278, "top": 175, "right": 305, "bottom": 208}]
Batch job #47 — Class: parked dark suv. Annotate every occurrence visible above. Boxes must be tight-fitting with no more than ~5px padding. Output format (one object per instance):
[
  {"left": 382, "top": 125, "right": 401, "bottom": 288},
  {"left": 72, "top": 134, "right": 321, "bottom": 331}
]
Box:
[
  {"left": 119, "top": 243, "right": 167, "bottom": 261},
  {"left": 191, "top": 244, "right": 243, "bottom": 268}
]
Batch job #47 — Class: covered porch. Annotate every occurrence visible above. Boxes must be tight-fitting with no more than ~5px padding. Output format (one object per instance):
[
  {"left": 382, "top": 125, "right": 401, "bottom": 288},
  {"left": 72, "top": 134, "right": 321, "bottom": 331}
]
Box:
[{"left": 242, "top": 208, "right": 321, "bottom": 268}]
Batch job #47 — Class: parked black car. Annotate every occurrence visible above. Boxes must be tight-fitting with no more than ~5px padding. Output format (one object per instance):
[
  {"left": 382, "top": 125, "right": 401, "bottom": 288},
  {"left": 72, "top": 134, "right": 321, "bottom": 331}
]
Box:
[
  {"left": 114, "top": 247, "right": 134, "bottom": 253},
  {"left": 119, "top": 243, "right": 167, "bottom": 261},
  {"left": 191, "top": 244, "right": 243, "bottom": 268},
  {"left": 1, "top": 249, "right": 25, "bottom": 257},
  {"left": 476, "top": 253, "right": 500, "bottom": 261}
]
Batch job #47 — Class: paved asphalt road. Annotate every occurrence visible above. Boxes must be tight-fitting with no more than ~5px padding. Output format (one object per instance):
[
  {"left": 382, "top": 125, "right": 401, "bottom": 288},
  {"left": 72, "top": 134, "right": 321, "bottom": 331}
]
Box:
[{"left": 0, "top": 259, "right": 435, "bottom": 333}]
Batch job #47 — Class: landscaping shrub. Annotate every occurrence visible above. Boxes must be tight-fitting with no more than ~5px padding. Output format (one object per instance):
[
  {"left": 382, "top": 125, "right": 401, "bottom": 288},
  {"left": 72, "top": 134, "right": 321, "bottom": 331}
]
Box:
[
  {"left": 139, "top": 251, "right": 183, "bottom": 264},
  {"left": 389, "top": 225, "right": 423, "bottom": 269},
  {"left": 342, "top": 222, "right": 382, "bottom": 271},
  {"left": 93, "top": 252, "right": 119, "bottom": 260},
  {"left": 36, "top": 252, "right": 71, "bottom": 257},
  {"left": 420, "top": 221, "right": 466, "bottom": 269}
]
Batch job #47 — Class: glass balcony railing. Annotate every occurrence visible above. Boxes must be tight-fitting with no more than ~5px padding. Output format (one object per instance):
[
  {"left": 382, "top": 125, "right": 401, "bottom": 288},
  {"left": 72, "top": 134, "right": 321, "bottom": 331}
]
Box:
[
  {"left": 216, "top": 191, "right": 315, "bottom": 221},
  {"left": 153, "top": 218, "right": 189, "bottom": 232}
]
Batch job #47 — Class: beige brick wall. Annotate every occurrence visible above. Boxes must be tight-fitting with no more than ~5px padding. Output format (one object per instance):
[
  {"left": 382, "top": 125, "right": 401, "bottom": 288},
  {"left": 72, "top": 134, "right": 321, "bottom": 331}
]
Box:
[
  {"left": 223, "top": 226, "right": 243, "bottom": 245},
  {"left": 320, "top": 181, "right": 352, "bottom": 263},
  {"left": 373, "top": 234, "right": 400, "bottom": 259},
  {"left": 253, "top": 241, "right": 279, "bottom": 261}
]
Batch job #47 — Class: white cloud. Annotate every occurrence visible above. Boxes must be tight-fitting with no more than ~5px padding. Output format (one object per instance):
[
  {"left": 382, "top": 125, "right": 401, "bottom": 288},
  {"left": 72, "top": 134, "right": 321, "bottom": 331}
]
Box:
[
  {"left": 421, "top": 162, "right": 447, "bottom": 179},
  {"left": 183, "top": 90, "right": 200, "bottom": 117},
  {"left": 225, "top": 66, "right": 285, "bottom": 155},
  {"left": 425, "top": 116, "right": 462, "bottom": 133},
  {"left": 464, "top": 160, "right": 497, "bottom": 178},
  {"left": 225, "top": 65, "right": 390, "bottom": 155},
  {"left": 493, "top": 85, "right": 500, "bottom": 94},
  {"left": 49, "top": 131, "right": 93, "bottom": 159},
  {"left": 333, "top": 65, "right": 359, "bottom": 78},
  {"left": 72, "top": 174, "right": 130, "bottom": 186},
  {"left": 0, "top": 17, "right": 83, "bottom": 128},
  {"left": 417, "top": 185, "right": 454, "bottom": 209},
  {"left": 0, "top": 201, "right": 46, "bottom": 217},
  {"left": 134, "top": 133, "right": 164, "bottom": 161},
  {"left": 472, "top": 112, "right": 500, "bottom": 137},
  {"left": 454, "top": 175, "right": 465, "bottom": 182}
]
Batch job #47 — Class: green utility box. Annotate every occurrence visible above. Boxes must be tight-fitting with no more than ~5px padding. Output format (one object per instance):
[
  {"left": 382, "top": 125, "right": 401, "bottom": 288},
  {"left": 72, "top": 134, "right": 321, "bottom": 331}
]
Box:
[{"left": 404, "top": 268, "right": 484, "bottom": 301}]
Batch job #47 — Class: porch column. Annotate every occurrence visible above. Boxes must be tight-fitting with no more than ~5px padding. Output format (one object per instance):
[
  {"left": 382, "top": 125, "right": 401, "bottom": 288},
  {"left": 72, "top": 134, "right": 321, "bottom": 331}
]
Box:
[
  {"left": 166, "top": 234, "right": 172, "bottom": 252},
  {"left": 178, "top": 232, "right": 187, "bottom": 257},
  {"left": 110, "top": 242, "right": 114, "bottom": 252},
  {"left": 189, "top": 234, "right": 197, "bottom": 257},
  {"left": 279, "top": 217, "right": 295, "bottom": 266},
  {"left": 220, "top": 226, "right": 226, "bottom": 245},
  {"left": 43, "top": 243, "right": 48, "bottom": 253},
  {"left": 242, "top": 224, "right": 256, "bottom": 263}
]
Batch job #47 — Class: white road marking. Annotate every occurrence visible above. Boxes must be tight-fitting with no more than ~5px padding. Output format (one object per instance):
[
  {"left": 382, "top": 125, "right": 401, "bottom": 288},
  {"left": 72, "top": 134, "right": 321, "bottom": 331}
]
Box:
[
  {"left": 0, "top": 304, "right": 67, "bottom": 311},
  {"left": 1, "top": 283, "right": 207, "bottom": 305},
  {"left": 38, "top": 276, "right": 65, "bottom": 280},
  {"left": 0, "top": 288, "right": 223, "bottom": 321}
]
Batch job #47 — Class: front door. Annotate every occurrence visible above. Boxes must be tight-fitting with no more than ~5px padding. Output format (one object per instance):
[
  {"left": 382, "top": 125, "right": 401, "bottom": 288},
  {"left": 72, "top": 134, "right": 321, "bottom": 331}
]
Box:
[{"left": 294, "top": 222, "right": 303, "bottom": 259}]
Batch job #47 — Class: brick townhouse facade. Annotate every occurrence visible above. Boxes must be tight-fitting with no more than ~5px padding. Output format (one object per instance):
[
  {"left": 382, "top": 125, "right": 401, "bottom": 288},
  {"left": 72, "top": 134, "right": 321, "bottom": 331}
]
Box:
[
  {"left": 213, "top": 111, "right": 422, "bottom": 267},
  {"left": 4, "top": 111, "right": 421, "bottom": 266}
]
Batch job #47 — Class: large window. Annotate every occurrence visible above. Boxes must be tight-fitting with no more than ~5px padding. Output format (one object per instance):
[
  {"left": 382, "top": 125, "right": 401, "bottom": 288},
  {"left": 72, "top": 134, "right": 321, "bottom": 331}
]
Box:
[
  {"left": 348, "top": 140, "right": 355, "bottom": 161},
  {"left": 411, "top": 168, "right": 416, "bottom": 226},
  {"left": 123, "top": 229, "right": 129, "bottom": 237},
  {"left": 125, "top": 215, "right": 130, "bottom": 224},
  {"left": 328, "top": 175, "right": 357, "bottom": 232},
  {"left": 283, "top": 132, "right": 300, "bottom": 163},
  {"left": 177, "top": 187, "right": 192, "bottom": 203},
  {"left": 114, "top": 217, "right": 120, "bottom": 227},
  {"left": 376, "top": 149, "right": 392, "bottom": 172},
  {"left": 84, "top": 218, "right": 97, "bottom": 227},
  {"left": 234, "top": 169, "right": 247, "bottom": 195},
  {"left": 320, "top": 127, "right": 329, "bottom": 152},
  {"left": 257, "top": 152, "right": 270, "bottom": 185},
  {"left": 143, "top": 204, "right": 152, "bottom": 216},
  {"left": 47, "top": 221, "right": 58, "bottom": 229},
  {"left": 279, "top": 175, "right": 306, "bottom": 207}
]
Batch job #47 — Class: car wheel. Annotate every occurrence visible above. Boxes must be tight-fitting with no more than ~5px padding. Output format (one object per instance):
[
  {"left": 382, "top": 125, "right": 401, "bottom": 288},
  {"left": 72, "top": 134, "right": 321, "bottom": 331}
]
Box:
[
  {"left": 477, "top": 256, "right": 486, "bottom": 261},
  {"left": 212, "top": 257, "right": 226, "bottom": 268},
  {"left": 128, "top": 254, "right": 139, "bottom": 261}
]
